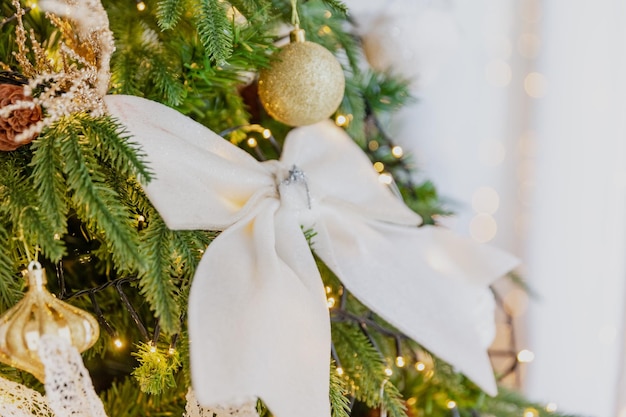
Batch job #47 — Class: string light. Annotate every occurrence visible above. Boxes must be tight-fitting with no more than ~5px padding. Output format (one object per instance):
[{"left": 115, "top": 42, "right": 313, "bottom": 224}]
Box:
[
  {"left": 384, "top": 367, "right": 393, "bottom": 376},
  {"left": 524, "top": 408, "right": 538, "bottom": 417},
  {"left": 113, "top": 338, "right": 123, "bottom": 349},
  {"left": 415, "top": 361, "right": 426, "bottom": 372},
  {"left": 517, "top": 349, "right": 535, "bottom": 363},
  {"left": 325, "top": 286, "right": 332, "bottom": 294},
  {"left": 319, "top": 25, "right": 332, "bottom": 35},
  {"left": 53, "top": 233, "right": 60, "bottom": 240},
  {"left": 327, "top": 297, "right": 336, "bottom": 308},
  {"left": 168, "top": 347, "right": 176, "bottom": 355},
  {"left": 246, "top": 138, "right": 258, "bottom": 148},
  {"left": 395, "top": 356, "right": 405, "bottom": 367},
  {"left": 373, "top": 162, "right": 385, "bottom": 173},
  {"left": 391, "top": 146, "right": 404, "bottom": 158},
  {"left": 336, "top": 367, "right": 344, "bottom": 376},
  {"left": 262, "top": 129, "right": 272, "bottom": 139},
  {"left": 446, "top": 400, "right": 457, "bottom": 409},
  {"left": 136, "top": 1, "right": 146, "bottom": 11},
  {"left": 368, "top": 141, "right": 379, "bottom": 151},
  {"left": 406, "top": 397, "right": 417, "bottom": 406},
  {"left": 379, "top": 173, "right": 393, "bottom": 185},
  {"left": 545, "top": 403, "right": 558, "bottom": 413},
  {"left": 335, "top": 114, "right": 348, "bottom": 127}
]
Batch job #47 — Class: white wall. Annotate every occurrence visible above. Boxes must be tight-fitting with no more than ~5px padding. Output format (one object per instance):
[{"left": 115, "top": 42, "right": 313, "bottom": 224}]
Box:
[{"left": 347, "top": 0, "right": 626, "bottom": 415}]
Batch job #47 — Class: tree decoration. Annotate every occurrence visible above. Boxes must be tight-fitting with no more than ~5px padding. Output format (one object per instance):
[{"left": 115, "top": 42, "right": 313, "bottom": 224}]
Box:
[
  {"left": 258, "top": 0, "right": 345, "bottom": 126},
  {"left": 0, "top": 81, "right": 42, "bottom": 151},
  {"left": 3, "top": 0, "right": 115, "bottom": 144},
  {"left": 0, "top": 262, "right": 100, "bottom": 381},
  {"left": 0, "top": 375, "right": 54, "bottom": 417},
  {"left": 105, "top": 94, "right": 518, "bottom": 417}
]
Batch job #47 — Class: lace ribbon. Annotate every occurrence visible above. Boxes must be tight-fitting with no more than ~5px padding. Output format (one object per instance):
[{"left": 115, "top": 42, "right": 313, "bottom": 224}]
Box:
[{"left": 185, "top": 389, "right": 259, "bottom": 417}]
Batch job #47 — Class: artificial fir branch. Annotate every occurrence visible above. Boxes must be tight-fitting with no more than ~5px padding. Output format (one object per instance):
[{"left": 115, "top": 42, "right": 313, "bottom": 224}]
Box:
[
  {"left": 319, "top": 0, "right": 348, "bottom": 16},
  {"left": 332, "top": 323, "right": 407, "bottom": 417},
  {"left": 109, "top": 18, "right": 185, "bottom": 106},
  {"left": 57, "top": 117, "right": 143, "bottom": 271},
  {"left": 138, "top": 212, "right": 182, "bottom": 335},
  {"left": 79, "top": 114, "right": 153, "bottom": 184},
  {"left": 197, "top": 0, "right": 234, "bottom": 64},
  {"left": 0, "top": 153, "right": 65, "bottom": 261},
  {"left": 330, "top": 361, "right": 352, "bottom": 417},
  {"left": 155, "top": 0, "right": 184, "bottom": 30},
  {"left": 30, "top": 129, "right": 69, "bottom": 234},
  {"left": 0, "top": 223, "right": 20, "bottom": 311},
  {"left": 132, "top": 341, "right": 182, "bottom": 394},
  {"left": 101, "top": 373, "right": 187, "bottom": 416},
  {"left": 228, "top": 0, "right": 273, "bottom": 21}
]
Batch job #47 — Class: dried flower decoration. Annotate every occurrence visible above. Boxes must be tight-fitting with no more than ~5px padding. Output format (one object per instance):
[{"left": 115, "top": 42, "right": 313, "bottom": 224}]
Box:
[
  {"left": 0, "top": 82, "right": 43, "bottom": 151},
  {"left": 4, "top": 0, "right": 115, "bottom": 147}
]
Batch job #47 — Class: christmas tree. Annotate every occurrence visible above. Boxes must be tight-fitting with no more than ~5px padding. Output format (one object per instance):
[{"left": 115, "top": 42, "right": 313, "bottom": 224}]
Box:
[{"left": 0, "top": 1, "right": 577, "bottom": 416}]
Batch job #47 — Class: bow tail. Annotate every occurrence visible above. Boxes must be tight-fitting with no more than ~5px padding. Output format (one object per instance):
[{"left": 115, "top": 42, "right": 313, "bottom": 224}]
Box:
[
  {"left": 314, "top": 206, "right": 519, "bottom": 396},
  {"left": 189, "top": 199, "right": 331, "bottom": 417}
]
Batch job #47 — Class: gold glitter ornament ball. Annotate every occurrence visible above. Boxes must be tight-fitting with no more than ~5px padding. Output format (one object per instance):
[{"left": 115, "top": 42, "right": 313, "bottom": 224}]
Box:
[{"left": 258, "top": 31, "right": 345, "bottom": 126}]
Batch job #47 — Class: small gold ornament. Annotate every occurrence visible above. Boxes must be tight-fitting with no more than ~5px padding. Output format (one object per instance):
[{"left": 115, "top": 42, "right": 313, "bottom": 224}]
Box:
[
  {"left": 0, "top": 261, "right": 100, "bottom": 381},
  {"left": 258, "top": 28, "right": 345, "bottom": 126}
]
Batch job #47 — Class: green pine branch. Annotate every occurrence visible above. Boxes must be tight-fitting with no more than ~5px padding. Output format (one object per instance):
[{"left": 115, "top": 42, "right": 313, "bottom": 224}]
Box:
[
  {"left": 332, "top": 323, "right": 407, "bottom": 417},
  {"left": 0, "top": 153, "right": 65, "bottom": 261},
  {"left": 320, "top": 0, "right": 348, "bottom": 15},
  {"left": 138, "top": 212, "right": 181, "bottom": 335},
  {"left": 156, "top": 0, "right": 185, "bottom": 30},
  {"left": 0, "top": 222, "right": 20, "bottom": 311},
  {"left": 330, "top": 362, "right": 351, "bottom": 417},
  {"left": 197, "top": 0, "right": 234, "bottom": 64},
  {"left": 30, "top": 130, "right": 69, "bottom": 234},
  {"left": 78, "top": 114, "right": 153, "bottom": 184},
  {"left": 101, "top": 374, "right": 187, "bottom": 417},
  {"left": 228, "top": 0, "right": 272, "bottom": 20},
  {"left": 56, "top": 117, "right": 143, "bottom": 271},
  {"left": 132, "top": 341, "right": 182, "bottom": 394}
]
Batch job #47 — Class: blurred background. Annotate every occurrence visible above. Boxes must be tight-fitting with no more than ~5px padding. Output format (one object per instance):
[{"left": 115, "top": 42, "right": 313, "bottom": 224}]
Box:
[{"left": 345, "top": 1, "right": 626, "bottom": 416}]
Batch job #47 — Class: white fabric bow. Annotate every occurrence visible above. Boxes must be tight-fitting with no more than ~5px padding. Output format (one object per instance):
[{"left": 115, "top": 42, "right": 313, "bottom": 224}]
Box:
[{"left": 104, "top": 95, "right": 518, "bottom": 417}]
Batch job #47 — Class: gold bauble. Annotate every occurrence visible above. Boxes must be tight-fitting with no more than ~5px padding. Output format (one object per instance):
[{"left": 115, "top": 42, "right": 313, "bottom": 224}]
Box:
[
  {"left": 258, "top": 29, "right": 345, "bottom": 126},
  {"left": 0, "top": 261, "right": 100, "bottom": 381}
]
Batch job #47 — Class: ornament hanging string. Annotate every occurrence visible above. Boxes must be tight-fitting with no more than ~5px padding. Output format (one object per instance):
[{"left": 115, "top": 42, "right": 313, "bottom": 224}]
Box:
[{"left": 290, "top": 0, "right": 300, "bottom": 27}]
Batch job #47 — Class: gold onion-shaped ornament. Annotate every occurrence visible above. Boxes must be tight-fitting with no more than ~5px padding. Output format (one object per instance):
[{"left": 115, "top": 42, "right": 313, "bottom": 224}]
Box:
[
  {"left": 258, "top": 28, "right": 345, "bottom": 126},
  {"left": 0, "top": 261, "right": 99, "bottom": 381}
]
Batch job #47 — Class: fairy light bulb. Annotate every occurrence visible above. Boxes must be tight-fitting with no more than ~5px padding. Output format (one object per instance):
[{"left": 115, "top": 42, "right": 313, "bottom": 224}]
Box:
[
  {"left": 373, "top": 162, "right": 385, "bottom": 173},
  {"left": 545, "top": 403, "right": 557, "bottom": 413},
  {"left": 247, "top": 138, "right": 258, "bottom": 148},
  {"left": 326, "top": 297, "right": 336, "bottom": 308},
  {"left": 446, "top": 401, "right": 457, "bottom": 409},
  {"left": 517, "top": 349, "right": 535, "bottom": 363},
  {"left": 0, "top": 261, "right": 100, "bottom": 381},
  {"left": 395, "top": 356, "right": 405, "bottom": 367},
  {"left": 335, "top": 114, "right": 348, "bottom": 127},
  {"left": 524, "top": 408, "right": 538, "bottom": 417},
  {"left": 384, "top": 367, "right": 393, "bottom": 376},
  {"left": 262, "top": 129, "right": 272, "bottom": 139},
  {"left": 136, "top": 1, "right": 146, "bottom": 11},
  {"left": 415, "top": 361, "right": 426, "bottom": 372},
  {"left": 391, "top": 146, "right": 404, "bottom": 158},
  {"left": 168, "top": 347, "right": 176, "bottom": 355},
  {"left": 379, "top": 173, "right": 393, "bottom": 185},
  {"left": 336, "top": 367, "right": 344, "bottom": 376},
  {"left": 113, "top": 338, "right": 123, "bottom": 349}
]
